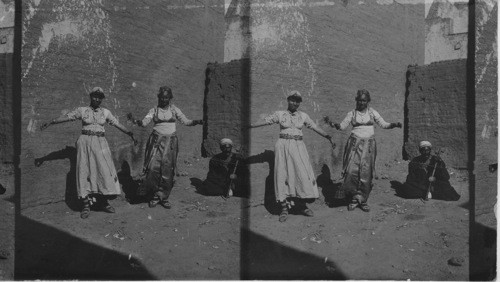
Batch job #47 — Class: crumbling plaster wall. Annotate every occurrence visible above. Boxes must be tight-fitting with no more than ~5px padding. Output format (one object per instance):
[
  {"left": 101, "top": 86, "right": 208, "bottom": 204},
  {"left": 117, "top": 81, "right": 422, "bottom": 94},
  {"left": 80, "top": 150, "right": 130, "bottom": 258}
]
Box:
[{"left": 21, "top": 0, "right": 225, "bottom": 208}]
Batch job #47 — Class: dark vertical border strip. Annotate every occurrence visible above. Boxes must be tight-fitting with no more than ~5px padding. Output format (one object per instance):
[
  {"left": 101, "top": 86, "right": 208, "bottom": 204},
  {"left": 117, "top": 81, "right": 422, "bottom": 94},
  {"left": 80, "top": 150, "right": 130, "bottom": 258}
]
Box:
[
  {"left": 466, "top": 0, "right": 476, "bottom": 280},
  {"left": 201, "top": 65, "right": 211, "bottom": 158},
  {"left": 240, "top": 0, "right": 251, "bottom": 279},
  {"left": 402, "top": 66, "right": 413, "bottom": 160},
  {"left": 13, "top": 0, "right": 22, "bottom": 278}
]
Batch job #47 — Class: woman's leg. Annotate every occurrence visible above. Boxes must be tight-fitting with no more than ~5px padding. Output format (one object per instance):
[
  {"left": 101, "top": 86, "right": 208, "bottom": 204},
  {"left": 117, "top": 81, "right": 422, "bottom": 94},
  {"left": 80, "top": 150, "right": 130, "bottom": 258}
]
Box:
[
  {"left": 80, "top": 196, "right": 91, "bottom": 219},
  {"left": 295, "top": 198, "right": 314, "bottom": 217},
  {"left": 157, "top": 135, "right": 178, "bottom": 208},
  {"left": 97, "top": 194, "right": 115, "bottom": 213},
  {"left": 279, "top": 201, "right": 289, "bottom": 222}
]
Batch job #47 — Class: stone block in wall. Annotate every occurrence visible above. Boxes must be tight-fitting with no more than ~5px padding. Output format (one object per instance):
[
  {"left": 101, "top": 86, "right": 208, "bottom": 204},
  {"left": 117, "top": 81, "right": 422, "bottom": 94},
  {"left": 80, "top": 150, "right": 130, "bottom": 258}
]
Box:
[
  {"left": 404, "top": 59, "right": 467, "bottom": 169},
  {"left": 202, "top": 59, "right": 249, "bottom": 157}
]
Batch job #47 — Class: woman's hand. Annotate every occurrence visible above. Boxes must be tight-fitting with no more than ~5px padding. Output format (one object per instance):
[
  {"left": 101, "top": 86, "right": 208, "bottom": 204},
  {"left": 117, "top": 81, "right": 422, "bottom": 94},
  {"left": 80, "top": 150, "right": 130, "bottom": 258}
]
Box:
[
  {"left": 40, "top": 122, "right": 51, "bottom": 131},
  {"left": 128, "top": 132, "right": 138, "bottom": 145},
  {"left": 127, "top": 113, "right": 142, "bottom": 126},
  {"left": 428, "top": 176, "right": 436, "bottom": 183},
  {"left": 34, "top": 158, "right": 44, "bottom": 167},
  {"left": 392, "top": 122, "right": 402, "bottom": 128},
  {"left": 325, "top": 135, "right": 336, "bottom": 149},
  {"left": 195, "top": 119, "right": 204, "bottom": 125},
  {"left": 229, "top": 174, "right": 237, "bottom": 180}
]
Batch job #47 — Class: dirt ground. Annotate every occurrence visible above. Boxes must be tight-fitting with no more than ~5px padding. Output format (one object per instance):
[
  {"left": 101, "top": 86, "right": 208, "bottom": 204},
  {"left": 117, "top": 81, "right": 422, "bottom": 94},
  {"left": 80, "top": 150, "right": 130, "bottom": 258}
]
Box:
[
  {"left": 0, "top": 164, "right": 15, "bottom": 281},
  {"left": 15, "top": 156, "right": 470, "bottom": 280}
]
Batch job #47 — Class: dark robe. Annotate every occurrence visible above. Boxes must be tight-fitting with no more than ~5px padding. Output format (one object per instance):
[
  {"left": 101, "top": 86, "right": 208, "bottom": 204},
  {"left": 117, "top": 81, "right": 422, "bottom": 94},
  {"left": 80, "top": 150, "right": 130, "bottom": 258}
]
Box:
[
  {"left": 399, "top": 155, "right": 460, "bottom": 201},
  {"left": 201, "top": 153, "right": 248, "bottom": 196}
]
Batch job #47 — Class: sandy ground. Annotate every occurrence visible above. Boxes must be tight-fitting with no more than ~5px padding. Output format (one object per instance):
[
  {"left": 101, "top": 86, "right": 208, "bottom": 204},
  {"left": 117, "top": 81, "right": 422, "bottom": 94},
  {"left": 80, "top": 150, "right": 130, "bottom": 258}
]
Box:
[
  {"left": 0, "top": 164, "right": 15, "bottom": 281},
  {"left": 15, "top": 157, "right": 470, "bottom": 280}
]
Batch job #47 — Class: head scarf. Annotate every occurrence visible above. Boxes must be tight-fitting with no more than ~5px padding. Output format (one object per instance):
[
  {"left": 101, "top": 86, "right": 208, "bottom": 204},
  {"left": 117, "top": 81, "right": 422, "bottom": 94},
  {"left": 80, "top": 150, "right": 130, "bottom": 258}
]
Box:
[
  {"left": 220, "top": 138, "right": 233, "bottom": 146},
  {"left": 419, "top": 141, "right": 432, "bottom": 148}
]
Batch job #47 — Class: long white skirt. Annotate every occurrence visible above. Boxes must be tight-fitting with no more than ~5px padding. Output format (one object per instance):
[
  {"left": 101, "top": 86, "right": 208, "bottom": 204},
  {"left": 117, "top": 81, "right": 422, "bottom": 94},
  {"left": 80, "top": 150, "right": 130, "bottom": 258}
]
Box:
[
  {"left": 76, "top": 135, "right": 121, "bottom": 198},
  {"left": 274, "top": 138, "right": 319, "bottom": 202}
]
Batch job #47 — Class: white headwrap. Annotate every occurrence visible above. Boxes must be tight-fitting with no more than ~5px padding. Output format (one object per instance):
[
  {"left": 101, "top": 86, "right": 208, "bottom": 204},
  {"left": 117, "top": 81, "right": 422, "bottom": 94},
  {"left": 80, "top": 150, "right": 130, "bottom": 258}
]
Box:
[
  {"left": 220, "top": 138, "right": 233, "bottom": 146},
  {"left": 419, "top": 141, "right": 432, "bottom": 148}
]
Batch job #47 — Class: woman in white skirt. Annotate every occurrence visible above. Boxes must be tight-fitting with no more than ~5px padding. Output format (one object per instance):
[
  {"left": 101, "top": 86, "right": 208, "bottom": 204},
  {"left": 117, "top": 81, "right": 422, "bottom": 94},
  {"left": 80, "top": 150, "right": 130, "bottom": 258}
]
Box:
[
  {"left": 40, "top": 87, "right": 137, "bottom": 219},
  {"left": 250, "top": 91, "right": 335, "bottom": 222}
]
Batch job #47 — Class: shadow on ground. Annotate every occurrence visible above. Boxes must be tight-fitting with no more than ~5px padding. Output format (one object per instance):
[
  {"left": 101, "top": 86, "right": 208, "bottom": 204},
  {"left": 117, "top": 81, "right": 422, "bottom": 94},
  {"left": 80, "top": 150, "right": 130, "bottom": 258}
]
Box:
[
  {"left": 35, "top": 146, "right": 80, "bottom": 211},
  {"left": 15, "top": 215, "right": 155, "bottom": 280},
  {"left": 470, "top": 221, "right": 497, "bottom": 281},
  {"left": 317, "top": 164, "right": 347, "bottom": 207},
  {"left": 241, "top": 228, "right": 347, "bottom": 280}
]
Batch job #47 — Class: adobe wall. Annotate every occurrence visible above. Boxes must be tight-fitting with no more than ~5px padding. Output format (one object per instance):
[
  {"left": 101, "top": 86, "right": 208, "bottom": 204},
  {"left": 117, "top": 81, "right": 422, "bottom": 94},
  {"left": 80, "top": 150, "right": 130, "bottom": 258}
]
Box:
[{"left": 404, "top": 59, "right": 468, "bottom": 169}]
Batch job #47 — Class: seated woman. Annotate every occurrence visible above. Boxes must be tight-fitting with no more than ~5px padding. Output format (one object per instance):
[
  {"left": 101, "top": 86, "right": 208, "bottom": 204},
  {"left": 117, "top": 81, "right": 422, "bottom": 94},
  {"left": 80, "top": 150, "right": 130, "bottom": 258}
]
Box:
[
  {"left": 399, "top": 141, "right": 460, "bottom": 201},
  {"left": 200, "top": 138, "right": 247, "bottom": 198}
]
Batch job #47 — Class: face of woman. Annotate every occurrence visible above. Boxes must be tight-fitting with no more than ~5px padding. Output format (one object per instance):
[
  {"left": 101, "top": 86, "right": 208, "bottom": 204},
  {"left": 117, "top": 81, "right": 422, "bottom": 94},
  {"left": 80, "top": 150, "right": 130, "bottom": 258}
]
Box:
[
  {"left": 356, "top": 94, "right": 369, "bottom": 111},
  {"left": 287, "top": 99, "right": 300, "bottom": 112},
  {"left": 158, "top": 93, "right": 171, "bottom": 107},
  {"left": 90, "top": 96, "right": 103, "bottom": 108}
]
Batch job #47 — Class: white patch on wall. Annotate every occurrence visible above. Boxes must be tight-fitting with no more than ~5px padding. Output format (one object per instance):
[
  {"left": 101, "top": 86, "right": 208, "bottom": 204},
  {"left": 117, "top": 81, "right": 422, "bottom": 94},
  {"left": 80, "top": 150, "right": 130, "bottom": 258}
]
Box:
[
  {"left": 27, "top": 119, "right": 38, "bottom": 133},
  {"left": 0, "top": 1, "right": 15, "bottom": 28},
  {"left": 376, "top": 0, "right": 394, "bottom": 4},
  {"left": 424, "top": 0, "right": 468, "bottom": 64},
  {"left": 22, "top": 0, "right": 118, "bottom": 96},
  {"left": 481, "top": 124, "right": 491, "bottom": 139},
  {"left": 249, "top": 5, "right": 319, "bottom": 111}
]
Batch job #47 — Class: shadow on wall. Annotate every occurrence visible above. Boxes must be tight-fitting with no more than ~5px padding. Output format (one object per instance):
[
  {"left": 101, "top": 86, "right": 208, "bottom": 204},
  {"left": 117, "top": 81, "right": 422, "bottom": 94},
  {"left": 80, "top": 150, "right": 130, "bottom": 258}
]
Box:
[
  {"left": 241, "top": 228, "right": 347, "bottom": 280},
  {"left": 15, "top": 215, "right": 155, "bottom": 280},
  {"left": 246, "top": 150, "right": 279, "bottom": 215},
  {"left": 34, "top": 146, "right": 79, "bottom": 211}
]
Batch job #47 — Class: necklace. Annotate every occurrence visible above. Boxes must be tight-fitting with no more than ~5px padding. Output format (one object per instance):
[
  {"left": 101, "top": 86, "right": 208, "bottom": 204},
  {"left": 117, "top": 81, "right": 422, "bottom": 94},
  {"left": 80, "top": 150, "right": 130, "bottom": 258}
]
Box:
[{"left": 357, "top": 109, "right": 368, "bottom": 115}]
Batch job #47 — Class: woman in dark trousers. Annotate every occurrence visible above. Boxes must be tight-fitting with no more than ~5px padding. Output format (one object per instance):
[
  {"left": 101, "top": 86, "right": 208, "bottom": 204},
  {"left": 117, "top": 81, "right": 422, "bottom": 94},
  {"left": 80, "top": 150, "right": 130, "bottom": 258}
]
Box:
[
  {"left": 326, "top": 89, "right": 401, "bottom": 212},
  {"left": 129, "top": 86, "right": 203, "bottom": 209}
]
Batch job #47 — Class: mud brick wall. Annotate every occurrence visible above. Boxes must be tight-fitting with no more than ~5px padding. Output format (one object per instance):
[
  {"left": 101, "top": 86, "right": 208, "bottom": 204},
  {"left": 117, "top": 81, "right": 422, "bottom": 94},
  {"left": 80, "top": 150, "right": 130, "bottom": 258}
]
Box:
[
  {"left": 0, "top": 53, "right": 13, "bottom": 163},
  {"left": 246, "top": 2, "right": 425, "bottom": 194},
  {"left": 20, "top": 0, "right": 225, "bottom": 208},
  {"left": 404, "top": 60, "right": 467, "bottom": 169},
  {"left": 202, "top": 59, "right": 249, "bottom": 157}
]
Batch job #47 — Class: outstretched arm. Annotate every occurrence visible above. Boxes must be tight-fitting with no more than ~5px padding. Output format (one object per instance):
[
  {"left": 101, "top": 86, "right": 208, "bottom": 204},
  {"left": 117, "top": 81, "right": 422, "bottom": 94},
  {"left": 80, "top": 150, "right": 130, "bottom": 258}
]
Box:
[
  {"left": 106, "top": 110, "right": 137, "bottom": 145},
  {"left": 248, "top": 112, "right": 279, "bottom": 129},
  {"left": 40, "top": 115, "right": 73, "bottom": 131},
  {"left": 371, "top": 109, "right": 402, "bottom": 129},
  {"left": 128, "top": 108, "right": 155, "bottom": 127},
  {"left": 249, "top": 121, "right": 269, "bottom": 128},
  {"left": 174, "top": 106, "right": 203, "bottom": 126},
  {"left": 113, "top": 122, "right": 138, "bottom": 145},
  {"left": 325, "top": 111, "right": 352, "bottom": 130},
  {"left": 305, "top": 114, "right": 335, "bottom": 148}
]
